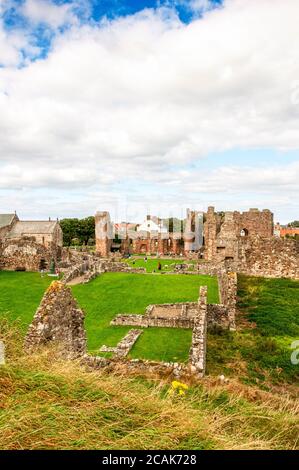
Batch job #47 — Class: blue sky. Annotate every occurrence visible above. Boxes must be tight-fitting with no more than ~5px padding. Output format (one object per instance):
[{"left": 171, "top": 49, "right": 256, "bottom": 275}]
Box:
[{"left": 0, "top": 0, "right": 298, "bottom": 223}]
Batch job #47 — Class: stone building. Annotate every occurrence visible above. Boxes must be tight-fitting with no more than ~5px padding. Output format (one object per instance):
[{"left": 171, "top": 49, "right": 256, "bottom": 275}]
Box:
[
  {"left": 0, "top": 213, "right": 19, "bottom": 239},
  {"left": 93, "top": 206, "right": 298, "bottom": 279},
  {"left": 95, "top": 209, "right": 203, "bottom": 257},
  {"left": 95, "top": 211, "right": 113, "bottom": 257},
  {"left": 184, "top": 209, "right": 203, "bottom": 252},
  {"left": 274, "top": 223, "right": 299, "bottom": 238},
  {"left": 0, "top": 213, "right": 63, "bottom": 271},
  {"left": 203, "top": 207, "right": 274, "bottom": 262}
]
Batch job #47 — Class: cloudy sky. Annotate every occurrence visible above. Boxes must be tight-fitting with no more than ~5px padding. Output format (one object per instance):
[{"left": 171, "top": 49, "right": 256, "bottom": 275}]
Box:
[{"left": 0, "top": 0, "right": 298, "bottom": 223}]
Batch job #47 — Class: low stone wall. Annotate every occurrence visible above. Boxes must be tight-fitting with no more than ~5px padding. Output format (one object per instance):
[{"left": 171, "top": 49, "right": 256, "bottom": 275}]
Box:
[
  {"left": 189, "top": 286, "right": 207, "bottom": 377},
  {"left": 112, "top": 301, "right": 232, "bottom": 330},
  {"left": 24, "top": 281, "right": 87, "bottom": 358},
  {"left": 111, "top": 314, "right": 194, "bottom": 329},
  {"left": 100, "top": 329, "right": 143, "bottom": 358},
  {"left": 84, "top": 355, "right": 189, "bottom": 379}
]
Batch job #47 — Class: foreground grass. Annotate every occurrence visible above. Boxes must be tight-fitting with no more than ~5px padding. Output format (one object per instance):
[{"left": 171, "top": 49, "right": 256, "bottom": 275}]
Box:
[
  {"left": 207, "top": 275, "right": 299, "bottom": 385},
  {"left": 72, "top": 272, "right": 219, "bottom": 360},
  {"left": 0, "top": 320, "right": 297, "bottom": 450}
]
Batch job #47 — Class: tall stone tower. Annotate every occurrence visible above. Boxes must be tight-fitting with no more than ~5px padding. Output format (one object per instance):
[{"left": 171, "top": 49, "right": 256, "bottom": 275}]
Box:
[
  {"left": 95, "top": 211, "right": 113, "bottom": 257},
  {"left": 184, "top": 209, "right": 203, "bottom": 253},
  {"left": 203, "top": 206, "right": 218, "bottom": 261}
]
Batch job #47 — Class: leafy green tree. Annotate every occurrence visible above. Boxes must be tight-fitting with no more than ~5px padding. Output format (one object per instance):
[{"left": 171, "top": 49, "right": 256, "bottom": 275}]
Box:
[
  {"left": 60, "top": 218, "right": 80, "bottom": 246},
  {"left": 77, "top": 216, "right": 95, "bottom": 245},
  {"left": 288, "top": 220, "right": 299, "bottom": 227},
  {"left": 60, "top": 217, "right": 95, "bottom": 246}
]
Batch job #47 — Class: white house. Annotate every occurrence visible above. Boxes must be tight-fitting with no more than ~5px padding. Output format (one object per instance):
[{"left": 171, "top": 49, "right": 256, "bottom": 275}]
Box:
[{"left": 136, "top": 215, "right": 168, "bottom": 233}]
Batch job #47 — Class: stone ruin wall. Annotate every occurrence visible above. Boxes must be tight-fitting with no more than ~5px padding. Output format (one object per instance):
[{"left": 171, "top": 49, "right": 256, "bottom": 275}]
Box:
[
  {"left": 203, "top": 206, "right": 298, "bottom": 280},
  {"left": 95, "top": 211, "right": 112, "bottom": 257},
  {"left": 217, "top": 270, "right": 237, "bottom": 330},
  {"left": 0, "top": 238, "right": 60, "bottom": 272},
  {"left": 61, "top": 253, "right": 145, "bottom": 284},
  {"left": 111, "top": 269, "right": 237, "bottom": 332},
  {"left": 24, "top": 281, "right": 87, "bottom": 358},
  {"left": 111, "top": 304, "right": 232, "bottom": 330},
  {"left": 234, "top": 209, "right": 273, "bottom": 238},
  {"left": 237, "top": 237, "right": 299, "bottom": 279},
  {"left": 189, "top": 286, "right": 207, "bottom": 377},
  {"left": 129, "top": 235, "right": 183, "bottom": 256},
  {"left": 100, "top": 329, "right": 143, "bottom": 358},
  {"left": 204, "top": 207, "right": 274, "bottom": 262}
]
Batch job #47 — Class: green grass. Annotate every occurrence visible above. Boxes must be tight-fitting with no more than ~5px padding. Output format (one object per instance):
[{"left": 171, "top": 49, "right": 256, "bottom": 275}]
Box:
[
  {"left": 0, "top": 319, "right": 297, "bottom": 450},
  {"left": 207, "top": 275, "right": 299, "bottom": 385},
  {"left": 1, "top": 271, "right": 298, "bottom": 384},
  {"left": 122, "top": 257, "right": 198, "bottom": 273},
  {"left": 129, "top": 328, "right": 193, "bottom": 362},
  {"left": 72, "top": 272, "right": 219, "bottom": 361},
  {"left": 238, "top": 276, "right": 299, "bottom": 337},
  {"left": 0, "top": 270, "right": 218, "bottom": 363},
  {"left": 0, "top": 271, "right": 53, "bottom": 334},
  {"left": 1, "top": 273, "right": 299, "bottom": 449}
]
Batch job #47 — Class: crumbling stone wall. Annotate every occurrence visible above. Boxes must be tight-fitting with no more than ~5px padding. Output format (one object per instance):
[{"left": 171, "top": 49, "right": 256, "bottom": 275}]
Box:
[
  {"left": 84, "top": 355, "right": 189, "bottom": 379},
  {"left": 238, "top": 237, "right": 299, "bottom": 279},
  {"left": 95, "top": 211, "right": 113, "bottom": 257},
  {"left": 24, "top": 281, "right": 87, "bottom": 358},
  {"left": 234, "top": 209, "right": 273, "bottom": 238},
  {"left": 62, "top": 256, "right": 145, "bottom": 284},
  {"left": 189, "top": 286, "right": 207, "bottom": 377},
  {"left": 111, "top": 292, "right": 234, "bottom": 330},
  {"left": 203, "top": 206, "right": 274, "bottom": 263},
  {"left": 111, "top": 313, "right": 194, "bottom": 329},
  {"left": 126, "top": 233, "right": 183, "bottom": 256},
  {"left": 0, "top": 239, "right": 58, "bottom": 272},
  {"left": 100, "top": 329, "right": 143, "bottom": 358},
  {"left": 217, "top": 271, "right": 237, "bottom": 330}
]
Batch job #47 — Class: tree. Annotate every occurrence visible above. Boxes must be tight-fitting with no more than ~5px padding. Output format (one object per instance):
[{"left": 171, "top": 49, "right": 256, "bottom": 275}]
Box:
[
  {"left": 60, "top": 217, "right": 95, "bottom": 246},
  {"left": 77, "top": 216, "right": 95, "bottom": 245},
  {"left": 60, "top": 218, "right": 79, "bottom": 246},
  {"left": 288, "top": 221, "right": 299, "bottom": 228}
]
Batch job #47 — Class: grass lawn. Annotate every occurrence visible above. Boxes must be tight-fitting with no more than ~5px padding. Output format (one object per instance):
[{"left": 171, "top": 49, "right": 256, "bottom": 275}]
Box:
[
  {"left": 0, "top": 270, "right": 218, "bottom": 362},
  {"left": 72, "top": 272, "right": 219, "bottom": 361},
  {"left": 0, "top": 271, "right": 53, "bottom": 334},
  {"left": 122, "top": 257, "right": 198, "bottom": 273},
  {"left": 129, "top": 328, "right": 192, "bottom": 362},
  {"left": 207, "top": 275, "right": 299, "bottom": 385}
]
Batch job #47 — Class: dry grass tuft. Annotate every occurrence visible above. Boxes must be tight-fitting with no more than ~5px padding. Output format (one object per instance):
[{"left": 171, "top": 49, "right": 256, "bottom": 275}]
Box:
[{"left": 0, "top": 319, "right": 298, "bottom": 450}]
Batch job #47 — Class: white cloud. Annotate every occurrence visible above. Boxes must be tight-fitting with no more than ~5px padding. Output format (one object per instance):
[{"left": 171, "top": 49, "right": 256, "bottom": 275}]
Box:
[
  {"left": 20, "top": 0, "right": 76, "bottom": 28},
  {"left": 0, "top": 0, "right": 299, "bottom": 220}
]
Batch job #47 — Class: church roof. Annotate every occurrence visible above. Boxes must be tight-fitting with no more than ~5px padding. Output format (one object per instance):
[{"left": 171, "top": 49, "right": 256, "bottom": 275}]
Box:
[
  {"left": 6, "top": 220, "right": 58, "bottom": 238},
  {"left": 0, "top": 214, "right": 16, "bottom": 229}
]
